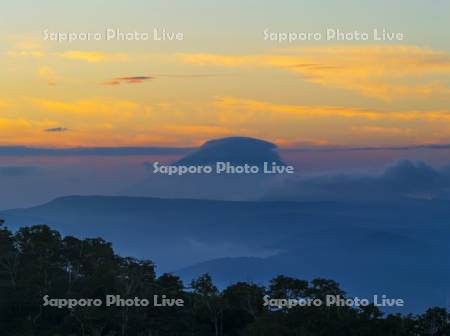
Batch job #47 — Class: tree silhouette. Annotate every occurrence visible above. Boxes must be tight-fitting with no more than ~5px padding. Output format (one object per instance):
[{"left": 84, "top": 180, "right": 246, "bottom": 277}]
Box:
[{"left": 0, "top": 223, "right": 448, "bottom": 336}]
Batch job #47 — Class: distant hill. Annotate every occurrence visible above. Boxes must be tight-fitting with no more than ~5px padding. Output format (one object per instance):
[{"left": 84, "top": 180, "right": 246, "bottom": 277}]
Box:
[{"left": 1, "top": 195, "right": 449, "bottom": 312}]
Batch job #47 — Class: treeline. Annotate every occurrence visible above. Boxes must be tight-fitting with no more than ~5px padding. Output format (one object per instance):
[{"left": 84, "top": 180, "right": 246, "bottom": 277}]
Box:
[{"left": 0, "top": 224, "right": 449, "bottom": 336}]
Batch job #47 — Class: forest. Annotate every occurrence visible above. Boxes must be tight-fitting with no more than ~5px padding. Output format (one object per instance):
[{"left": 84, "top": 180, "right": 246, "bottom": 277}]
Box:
[{"left": 0, "top": 222, "right": 448, "bottom": 336}]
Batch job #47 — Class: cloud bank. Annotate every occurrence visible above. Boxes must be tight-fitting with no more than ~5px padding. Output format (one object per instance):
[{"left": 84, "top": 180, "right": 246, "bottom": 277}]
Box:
[{"left": 265, "top": 160, "right": 450, "bottom": 202}]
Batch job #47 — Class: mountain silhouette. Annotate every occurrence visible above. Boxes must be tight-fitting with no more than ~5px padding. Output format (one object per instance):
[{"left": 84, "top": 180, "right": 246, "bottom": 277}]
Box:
[
  {"left": 174, "top": 136, "right": 285, "bottom": 166},
  {"left": 2, "top": 195, "right": 449, "bottom": 313},
  {"left": 122, "top": 137, "right": 288, "bottom": 200}
]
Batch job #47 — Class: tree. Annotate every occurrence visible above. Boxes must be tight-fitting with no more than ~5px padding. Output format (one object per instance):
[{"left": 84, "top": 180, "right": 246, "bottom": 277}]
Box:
[
  {"left": 417, "top": 307, "right": 450, "bottom": 336},
  {"left": 222, "top": 282, "right": 265, "bottom": 335},
  {"left": 191, "top": 273, "right": 224, "bottom": 336},
  {"left": 0, "top": 223, "right": 448, "bottom": 336}
]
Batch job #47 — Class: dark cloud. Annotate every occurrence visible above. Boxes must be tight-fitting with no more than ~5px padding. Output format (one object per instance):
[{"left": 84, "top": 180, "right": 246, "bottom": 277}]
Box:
[
  {"left": 0, "top": 146, "right": 191, "bottom": 156},
  {"left": 44, "top": 127, "right": 69, "bottom": 132},
  {"left": 265, "top": 160, "right": 450, "bottom": 202},
  {"left": 102, "top": 74, "right": 219, "bottom": 85},
  {"left": 103, "top": 76, "right": 153, "bottom": 85},
  {"left": 282, "top": 143, "right": 450, "bottom": 153}
]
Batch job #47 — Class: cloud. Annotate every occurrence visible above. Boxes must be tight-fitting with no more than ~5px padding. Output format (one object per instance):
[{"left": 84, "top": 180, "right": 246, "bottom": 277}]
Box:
[
  {"left": 1, "top": 142, "right": 450, "bottom": 157},
  {"left": 157, "top": 74, "right": 218, "bottom": 79},
  {"left": 281, "top": 143, "right": 450, "bottom": 153},
  {"left": 8, "top": 50, "right": 44, "bottom": 58},
  {"left": 160, "top": 124, "right": 235, "bottom": 137},
  {"left": 103, "top": 76, "right": 153, "bottom": 85},
  {"left": 350, "top": 126, "right": 413, "bottom": 136},
  {"left": 0, "top": 146, "right": 191, "bottom": 156},
  {"left": 178, "top": 46, "right": 450, "bottom": 99},
  {"left": 31, "top": 97, "right": 142, "bottom": 120},
  {"left": 102, "top": 74, "right": 217, "bottom": 86},
  {"left": 265, "top": 160, "right": 450, "bottom": 201},
  {"left": 10, "top": 94, "right": 450, "bottom": 147},
  {"left": 213, "top": 96, "right": 450, "bottom": 122},
  {"left": 6, "top": 42, "right": 130, "bottom": 63},
  {"left": 0, "top": 165, "right": 38, "bottom": 177},
  {"left": 38, "top": 66, "right": 58, "bottom": 86},
  {"left": 3, "top": 33, "right": 45, "bottom": 58},
  {"left": 44, "top": 127, "right": 69, "bottom": 132},
  {"left": 0, "top": 117, "right": 61, "bottom": 145},
  {"left": 55, "top": 51, "right": 129, "bottom": 63},
  {"left": 0, "top": 99, "right": 9, "bottom": 110}
]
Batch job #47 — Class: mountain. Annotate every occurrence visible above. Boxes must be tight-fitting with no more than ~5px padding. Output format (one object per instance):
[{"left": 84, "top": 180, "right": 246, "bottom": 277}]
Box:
[
  {"left": 122, "top": 136, "right": 287, "bottom": 200},
  {"left": 174, "top": 136, "right": 285, "bottom": 166},
  {"left": 1, "top": 195, "right": 449, "bottom": 312}
]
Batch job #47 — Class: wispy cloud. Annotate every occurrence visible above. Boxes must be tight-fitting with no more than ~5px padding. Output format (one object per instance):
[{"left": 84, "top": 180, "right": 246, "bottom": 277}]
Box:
[
  {"left": 0, "top": 99, "right": 9, "bottom": 110},
  {"left": 31, "top": 97, "right": 142, "bottom": 120},
  {"left": 350, "top": 126, "right": 413, "bottom": 136},
  {"left": 38, "top": 66, "right": 58, "bottom": 86},
  {"left": 55, "top": 51, "right": 129, "bottom": 62},
  {"left": 15, "top": 95, "right": 450, "bottom": 147},
  {"left": 103, "top": 76, "right": 153, "bottom": 85},
  {"left": 6, "top": 42, "right": 130, "bottom": 63},
  {"left": 102, "top": 74, "right": 217, "bottom": 85},
  {"left": 157, "top": 73, "right": 218, "bottom": 79},
  {"left": 213, "top": 96, "right": 450, "bottom": 122},
  {"left": 8, "top": 50, "right": 45, "bottom": 58},
  {"left": 178, "top": 46, "right": 450, "bottom": 99},
  {"left": 2, "top": 33, "right": 45, "bottom": 58},
  {"left": 0, "top": 117, "right": 61, "bottom": 145},
  {"left": 160, "top": 124, "right": 235, "bottom": 137},
  {"left": 44, "top": 127, "right": 70, "bottom": 132}
]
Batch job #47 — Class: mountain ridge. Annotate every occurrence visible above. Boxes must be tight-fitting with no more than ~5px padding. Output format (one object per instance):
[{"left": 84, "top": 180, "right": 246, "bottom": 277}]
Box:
[{"left": 1, "top": 195, "right": 449, "bottom": 313}]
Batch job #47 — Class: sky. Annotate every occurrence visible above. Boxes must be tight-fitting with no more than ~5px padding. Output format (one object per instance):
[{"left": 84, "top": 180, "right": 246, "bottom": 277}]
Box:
[{"left": 1, "top": 0, "right": 449, "bottom": 148}]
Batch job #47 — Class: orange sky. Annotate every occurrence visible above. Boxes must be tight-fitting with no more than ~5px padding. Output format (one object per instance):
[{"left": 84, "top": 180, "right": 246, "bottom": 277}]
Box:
[{"left": 1, "top": 2, "right": 450, "bottom": 148}]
